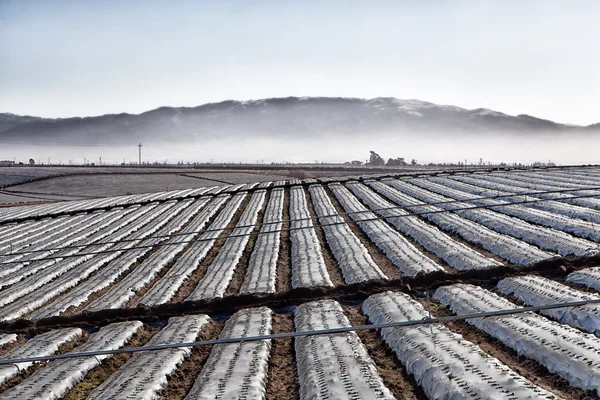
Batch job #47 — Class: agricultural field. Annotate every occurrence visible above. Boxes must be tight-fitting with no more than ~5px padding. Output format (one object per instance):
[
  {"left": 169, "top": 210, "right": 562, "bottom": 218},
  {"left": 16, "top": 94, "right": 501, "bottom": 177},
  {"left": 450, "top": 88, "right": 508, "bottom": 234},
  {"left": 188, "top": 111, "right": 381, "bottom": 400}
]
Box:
[
  {"left": 0, "top": 166, "right": 202, "bottom": 187},
  {"left": 8, "top": 174, "right": 218, "bottom": 198},
  {"left": 2, "top": 166, "right": 600, "bottom": 398}
]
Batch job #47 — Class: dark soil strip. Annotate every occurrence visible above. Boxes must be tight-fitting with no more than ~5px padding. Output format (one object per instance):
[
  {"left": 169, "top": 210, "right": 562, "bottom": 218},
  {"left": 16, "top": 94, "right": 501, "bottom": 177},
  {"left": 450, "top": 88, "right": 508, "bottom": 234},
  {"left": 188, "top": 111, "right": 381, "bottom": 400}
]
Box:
[
  {"left": 266, "top": 312, "right": 299, "bottom": 400},
  {"left": 159, "top": 319, "right": 225, "bottom": 400},
  {"left": 4, "top": 256, "right": 600, "bottom": 334},
  {"left": 275, "top": 188, "right": 292, "bottom": 293},
  {"left": 325, "top": 185, "right": 403, "bottom": 280},
  {"left": 430, "top": 305, "right": 594, "bottom": 399},
  {"left": 343, "top": 305, "right": 426, "bottom": 400},
  {"left": 171, "top": 193, "right": 252, "bottom": 303},
  {"left": 225, "top": 191, "right": 270, "bottom": 296},
  {"left": 0, "top": 331, "right": 88, "bottom": 393},
  {"left": 63, "top": 326, "right": 159, "bottom": 400},
  {"left": 302, "top": 187, "right": 345, "bottom": 286}
]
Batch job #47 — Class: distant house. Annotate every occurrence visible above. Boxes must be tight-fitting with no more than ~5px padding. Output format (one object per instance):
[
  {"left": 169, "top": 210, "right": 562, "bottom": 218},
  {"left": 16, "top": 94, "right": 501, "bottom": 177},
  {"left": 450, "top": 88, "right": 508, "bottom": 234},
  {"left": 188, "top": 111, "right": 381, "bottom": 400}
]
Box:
[{"left": 0, "top": 160, "right": 15, "bottom": 166}]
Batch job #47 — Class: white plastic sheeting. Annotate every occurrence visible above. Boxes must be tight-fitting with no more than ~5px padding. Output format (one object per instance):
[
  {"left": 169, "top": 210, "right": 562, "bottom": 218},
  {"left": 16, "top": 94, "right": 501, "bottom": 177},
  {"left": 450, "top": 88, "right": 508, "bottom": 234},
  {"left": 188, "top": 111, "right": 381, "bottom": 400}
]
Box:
[
  {"left": 186, "top": 190, "right": 266, "bottom": 300},
  {"left": 288, "top": 186, "right": 333, "bottom": 288},
  {"left": 0, "top": 321, "right": 142, "bottom": 400},
  {"left": 89, "top": 315, "right": 210, "bottom": 399},
  {"left": 133, "top": 193, "right": 246, "bottom": 307},
  {"left": 295, "top": 300, "right": 395, "bottom": 400},
  {"left": 87, "top": 196, "right": 226, "bottom": 311},
  {"left": 567, "top": 267, "right": 600, "bottom": 293},
  {"left": 0, "top": 201, "right": 182, "bottom": 320},
  {"left": 409, "top": 177, "right": 600, "bottom": 244},
  {"left": 385, "top": 179, "right": 595, "bottom": 257},
  {"left": 0, "top": 205, "right": 139, "bottom": 282},
  {"left": 241, "top": 188, "right": 284, "bottom": 294},
  {"left": 467, "top": 173, "right": 600, "bottom": 210},
  {"left": 30, "top": 198, "right": 211, "bottom": 319},
  {"left": 434, "top": 283, "right": 600, "bottom": 395},
  {"left": 0, "top": 203, "right": 160, "bottom": 293},
  {"left": 309, "top": 185, "right": 387, "bottom": 283},
  {"left": 369, "top": 180, "right": 552, "bottom": 265},
  {"left": 0, "top": 328, "right": 82, "bottom": 385},
  {"left": 363, "top": 291, "right": 559, "bottom": 399},
  {"left": 0, "top": 333, "right": 17, "bottom": 347},
  {"left": 346, "top": 182, "right": 499, "bottom": 270},
  {"left": 185, "top": 308, "right": 272, "bottom": 400},
  {"left": 329, "top": 183, "right": 443, "bottom": 276},
  {"left": 431, "top": 175, "right": 600, "bottom": 224},
  {"left": 498, "top": 275, "right": 600, "bottom": 336}
]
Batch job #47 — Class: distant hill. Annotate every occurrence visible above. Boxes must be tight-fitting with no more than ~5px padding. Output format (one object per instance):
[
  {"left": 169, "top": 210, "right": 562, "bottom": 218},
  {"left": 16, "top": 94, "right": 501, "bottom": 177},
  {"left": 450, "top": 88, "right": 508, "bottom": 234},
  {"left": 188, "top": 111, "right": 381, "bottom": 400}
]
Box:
[{"left": 1, "top": 97, "right": 598, "bottom": 144}]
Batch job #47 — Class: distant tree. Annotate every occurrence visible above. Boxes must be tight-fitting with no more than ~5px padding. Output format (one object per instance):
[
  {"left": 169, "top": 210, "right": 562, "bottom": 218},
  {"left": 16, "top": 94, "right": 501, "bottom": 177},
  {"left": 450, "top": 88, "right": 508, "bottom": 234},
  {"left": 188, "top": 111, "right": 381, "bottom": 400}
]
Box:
[
  {"left": 386, "top": 157, "right": 406, "bottom": 167},
  {"left": 351, "top": 160, "right": 363, "bottom": 166},
  {"left": 368, "top": 151, "right": 385, "bottom": 166},
  {"left": 28, "top": 158, "right": 35, "bottom": 165},
  {"left": 411, "top": 159, "right": 418, "bottom": 165}
]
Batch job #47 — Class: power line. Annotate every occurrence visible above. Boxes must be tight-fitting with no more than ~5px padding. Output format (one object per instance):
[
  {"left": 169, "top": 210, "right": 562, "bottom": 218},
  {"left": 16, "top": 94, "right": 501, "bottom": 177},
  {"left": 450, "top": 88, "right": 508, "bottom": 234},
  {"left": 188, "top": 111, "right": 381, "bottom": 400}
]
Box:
[
  {"left": 3, "top": 184, "right": 600, "bottom": 258},
  {"left": 2, "top": 189, "right": 600, "bottom": 264},
  {"left": 1, "top": 296, "right": 599, "bottom": 365}
]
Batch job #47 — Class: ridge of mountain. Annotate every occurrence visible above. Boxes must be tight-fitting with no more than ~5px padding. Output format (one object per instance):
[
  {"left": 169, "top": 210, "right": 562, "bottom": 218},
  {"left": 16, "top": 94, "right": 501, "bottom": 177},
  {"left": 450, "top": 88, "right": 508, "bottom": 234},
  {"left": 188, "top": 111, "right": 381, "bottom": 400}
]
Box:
[{"left": 1, "top": 97, "right": 597, "bottom": 144}]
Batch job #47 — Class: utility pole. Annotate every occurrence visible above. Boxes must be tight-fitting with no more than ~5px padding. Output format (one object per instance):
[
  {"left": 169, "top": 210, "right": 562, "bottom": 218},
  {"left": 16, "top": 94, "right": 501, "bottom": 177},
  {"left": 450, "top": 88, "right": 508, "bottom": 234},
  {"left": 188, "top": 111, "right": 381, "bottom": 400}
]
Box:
[{"left": 138, "top": 143, "right": 143, "bottom": 167}]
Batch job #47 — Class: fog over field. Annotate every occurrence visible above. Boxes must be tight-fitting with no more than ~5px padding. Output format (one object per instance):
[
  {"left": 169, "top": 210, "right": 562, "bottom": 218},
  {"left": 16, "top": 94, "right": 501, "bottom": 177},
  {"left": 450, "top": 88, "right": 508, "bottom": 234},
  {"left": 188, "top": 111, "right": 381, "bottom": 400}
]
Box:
[{"left": 3, "top": 131, "right": 598, "bottom": 166}]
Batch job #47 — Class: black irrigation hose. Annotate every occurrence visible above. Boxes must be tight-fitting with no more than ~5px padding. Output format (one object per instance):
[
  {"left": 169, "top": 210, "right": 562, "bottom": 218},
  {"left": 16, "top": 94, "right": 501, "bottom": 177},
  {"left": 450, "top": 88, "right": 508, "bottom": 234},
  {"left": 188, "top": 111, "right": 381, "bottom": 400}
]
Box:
[{"left": 2, "top": 296, "right": 600, "bottom": 365}]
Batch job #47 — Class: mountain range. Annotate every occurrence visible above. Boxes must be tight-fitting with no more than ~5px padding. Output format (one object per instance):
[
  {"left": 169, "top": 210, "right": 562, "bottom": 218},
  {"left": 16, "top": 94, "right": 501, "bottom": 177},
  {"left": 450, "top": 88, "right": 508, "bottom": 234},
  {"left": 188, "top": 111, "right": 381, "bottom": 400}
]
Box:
[{"left": 1, "top": 97, "right": 598, "bottom": 145}]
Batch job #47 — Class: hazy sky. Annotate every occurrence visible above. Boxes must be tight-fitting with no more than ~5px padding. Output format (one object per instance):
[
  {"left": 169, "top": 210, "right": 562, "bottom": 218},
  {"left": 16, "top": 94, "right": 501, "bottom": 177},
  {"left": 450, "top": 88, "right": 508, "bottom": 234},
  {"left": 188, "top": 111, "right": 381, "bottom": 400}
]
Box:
[{"left": 1, "top": 0, "right": 598, "bottom": 125}]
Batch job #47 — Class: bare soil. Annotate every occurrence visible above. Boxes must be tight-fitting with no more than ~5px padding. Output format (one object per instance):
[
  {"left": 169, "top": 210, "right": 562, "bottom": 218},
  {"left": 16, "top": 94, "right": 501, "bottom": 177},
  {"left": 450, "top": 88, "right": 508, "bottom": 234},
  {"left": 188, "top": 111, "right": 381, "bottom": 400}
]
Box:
[
  {"left": 266, "top": 312, "right": 299, "bottom": 400},
  {"left": 275, "top": 188, "right": 292, "bottom": 293}
]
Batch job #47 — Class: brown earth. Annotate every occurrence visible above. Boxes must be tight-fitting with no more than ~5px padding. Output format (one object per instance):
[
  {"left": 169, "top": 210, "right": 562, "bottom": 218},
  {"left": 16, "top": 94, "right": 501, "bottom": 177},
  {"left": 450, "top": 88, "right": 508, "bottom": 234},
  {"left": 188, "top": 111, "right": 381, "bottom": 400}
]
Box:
[
  {"left": 275, "top": 188, "right": 292, "bottom": 292},
  {"left": 266, "top": 312, "right": 299, "bottom": 400}
]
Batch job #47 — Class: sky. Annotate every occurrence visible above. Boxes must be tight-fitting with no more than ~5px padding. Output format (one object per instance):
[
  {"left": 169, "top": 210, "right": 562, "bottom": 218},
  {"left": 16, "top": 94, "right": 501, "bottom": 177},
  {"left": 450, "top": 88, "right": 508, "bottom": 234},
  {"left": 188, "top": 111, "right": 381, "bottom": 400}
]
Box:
[{"left": 1, "top": 0, "right": 599, "bottom": 125}]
